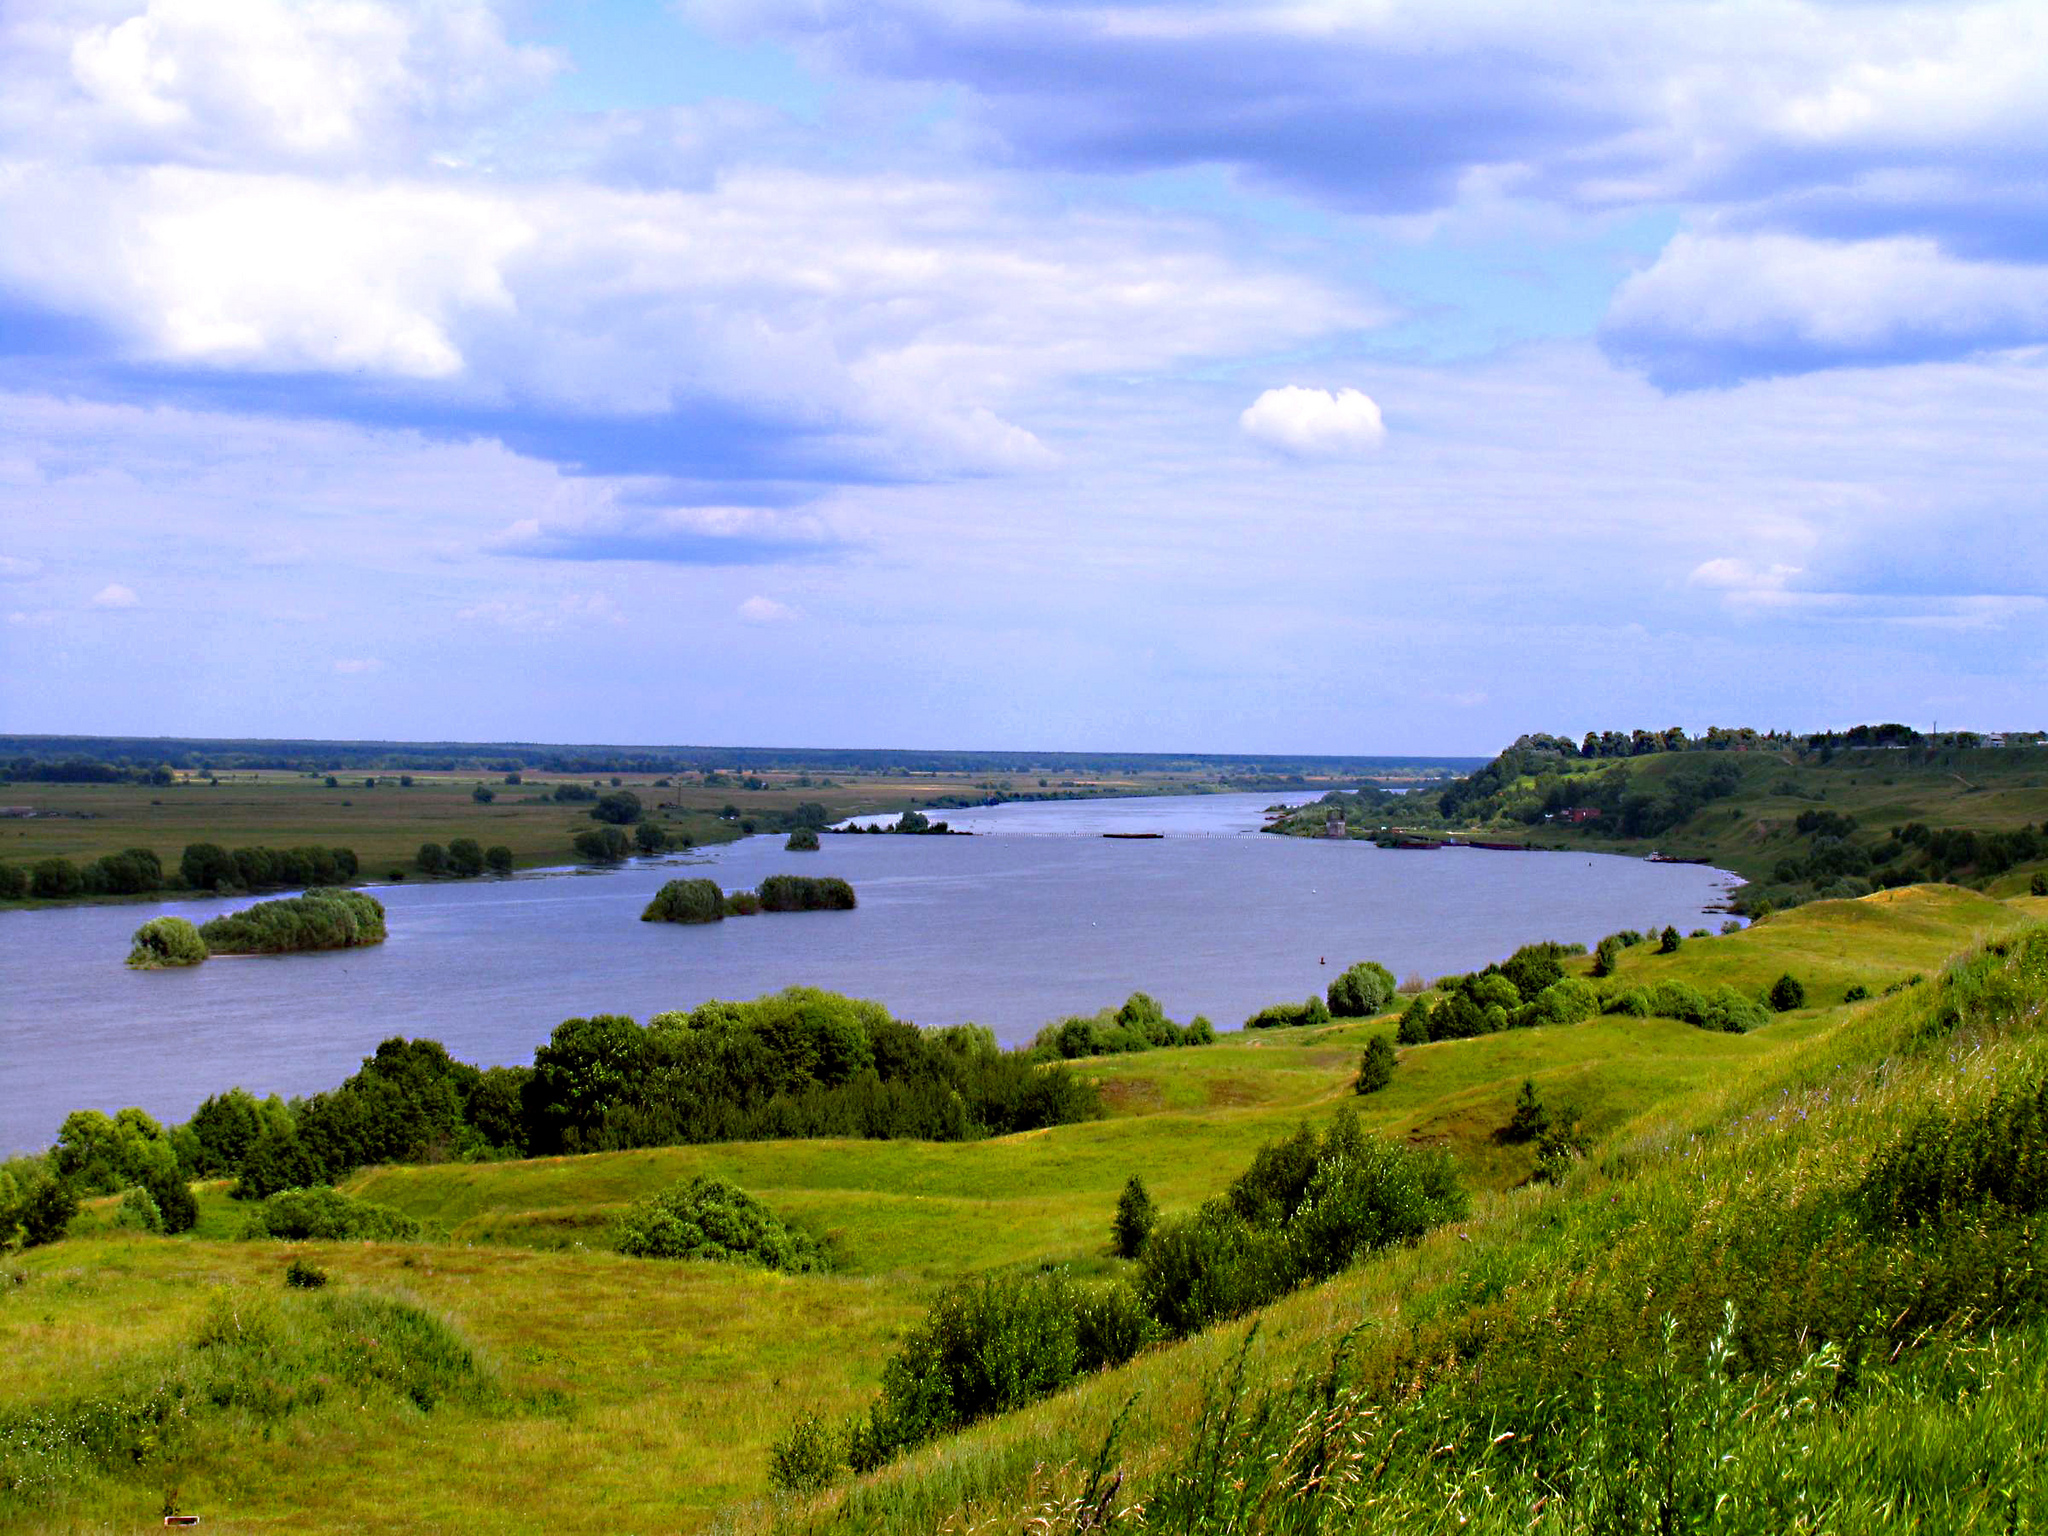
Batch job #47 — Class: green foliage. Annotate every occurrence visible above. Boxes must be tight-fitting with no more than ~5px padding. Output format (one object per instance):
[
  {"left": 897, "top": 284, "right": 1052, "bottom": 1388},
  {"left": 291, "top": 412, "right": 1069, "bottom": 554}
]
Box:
[
  {"left": 239, "top": 1186, "right": 423, "bottom": 1241},
  {"left": 1592, "top": 934, "right": 1622, "bottom": 977},
  {"left": 1502, "top": 1079, "right": 1549, "bottom": 1143},
  {"left": 1659, "top": 924, "right": 1683, "bottom": 954},
  {"left": 1243, "top": 995, "right": 1331, "bottom": 1030},
  {"left": 445, "top": 837, "right": 484, "bottom": 877},
  {"left": 198, "top": 889, "right": 386, "bottom": 954},
  {"left": 589, "top": 790, "right": 642, "bottom": 825},
  {"left": 634, "top": 820, "right": 668, "bottom": 853},
  {"left": 179, "top": 842, "right": 236, "bottom": 890},
  {"left": 724, "top": 889, "right": 762, "bottom": 916},
  {"left": 1395, "top": 995, "right": 1431, "bottom": 1045},
  {"left": 612, "top": 1176, "right": 828, "bottom": 1273},
  {"left": 416, "top": 842, "right": 448, "bottom": 875},
  {"left": 1769, "top": 972, "right": 1807, "bottom": 1012},
  {"left": 126, "top": 916, "right": 207, "bottom": 969},
  {"left": 112, "top": 1185, "right": 163, "bottom": 1233},
  {"left": 17, "top": 1178, "right": 78, "bottom": 1247},
  {"left": 785, "top": 826, "right": 821, "bottom": 851},
  {"left": 0, "top": 862, "right": 26, "bottom": 899},
  {"left": 30, "top": 857, "right": 82, "bottom": 898},
  {"left": 1031, "top": 993, "right": 1214, "bottom": 1059},
  {"left": 642, "top": 878, "right": 725, "bottom": 923},
  {"left": 485, "top": 844, "right": 513, "bottom": 875},
  {"left": 572, "top": 825, "right": 630, "bottom": 863},
  {"left": 1523, "top": 977, "right": 1601, "bottom": 1028},
  {"left": 1354, "top": 1034, "right": 1397, "bottom": 1095},
  {"left": 1856, "top": 1069, "right": 2048, "bottom": 1231},
  {"left": 1112, "top": 1175, "right": 1156, "bottom": 1259},
  {"left": 2034, "top": 871, "right": 2048, "bottom": 896},
  {"left": 757, "top": 874, "right": 857, "bottom": 911},
  {"left": 1327, "top": 959, "right": 1397, "bottom": 1017},
  {"left": 470, "top": 785, "right": 494, "bottom": 804},
  {"left": 285, "top": 1258, "right": 329, "bottom": 1289},
  {"left": 768, "top": 1411, "right": 843, "bottom": 1493}
]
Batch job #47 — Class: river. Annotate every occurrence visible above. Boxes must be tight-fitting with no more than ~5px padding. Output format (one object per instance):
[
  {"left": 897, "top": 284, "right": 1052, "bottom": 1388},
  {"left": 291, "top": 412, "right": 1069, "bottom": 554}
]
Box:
[{"left": 0, "top": 791, "right": 1739, "bottom": 1153}]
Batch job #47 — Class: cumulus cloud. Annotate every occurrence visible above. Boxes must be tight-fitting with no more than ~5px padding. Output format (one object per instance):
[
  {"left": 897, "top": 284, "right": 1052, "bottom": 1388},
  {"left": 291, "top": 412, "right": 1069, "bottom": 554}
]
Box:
[
  {"left": 738, "top": 595, "right": 798, "bottom": 623},
  {"left": 89, "top": 582, "right": 138, "bottom": 607},
  {"left": 332, "top": 656, "right": 383, "bottom": 673},
  {"left": 1603, "top": 233, "right": 2048, "bottom": 386},
  {"left": 1239, "top": 387, "right": 1386, "bottom": 457}
]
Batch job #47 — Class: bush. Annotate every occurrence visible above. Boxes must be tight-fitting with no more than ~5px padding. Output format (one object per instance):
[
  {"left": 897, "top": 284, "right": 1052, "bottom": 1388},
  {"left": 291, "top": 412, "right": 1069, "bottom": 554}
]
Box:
[
  {"left": 1502, "top": 1080, "right": 1549, "bottom": 1143},
  {"left": 1353, "top": 1034, "right": 1396, "bottom": 1094},
  {"left": 241, "top": 1187, "right": 422, "bottom": 1241},
  {"left": 112, "top": 1185, "right": 163, "bottom": 1233},
  {"left": 2033, "top": 872, "right": 2048, "bottom": 896},
  {"left": 446, "top": 838, "right": 485, "bottom": 877},
  {"left": 485, "top": 845, "right": 514, "bottom": 875},
  {"left": 1327, "top": 960, "right": 1396, "bottom": 1018},
  {"left": 30, "top": 857, "right": 82, "bottom": 899},
  {"left": 725, "top": 889, "right": 762, "bottom": 916},
  {"left": 1769, "top": 973, "right": 1807, "bottom": 1012},
  {"left": 471, "top": 785, "right": 494, "bottom": 804},
  {"left": 757, "top": 875, "right": 857, "bottom": 911},
  {"left": 1112, "top": 1174, "right": 1155, "bottom": 1258},
  {"left": 612, "top": 1176, "right": 828, "bottom": 1273},
  {"left": 126, "top": 916, "right": 208, "bottom": 968},
  {"left": 785, "top": 826, "right": 821, "bottom": 852},
  {"left": 1857, "top": 1070, "right": 2048, "bottom": 1230},
  {"left": 18, "top": 1178, "right": 78, "bottom": 1247},
  {"left": 635, "top": 822, "right": 668, "bottom": 854},
  {"left": 285, "top": 1257, "right": 329, "bottom": 1289},
  {"left": 1395, "top": 996, "right": 1431, "bottom": 1045},
  {"left": 641, "top": 878, "right": 725, "bottom": 924},
  {"left": 769, "top": 1411, "right": 843, "bottom": 1493},
  {"left": 141, "top": 1165, "right": 198, "bottom": 1234},
  {"left": 1244, "top": 995, "right": 1331, "bottom": 1030},
  {"left": 1658, "top": 925, "right": 1682, "bottom": 954},
  {"left": 1522, "top": 977, "right": 1600, "bottom": 1028},
  {"left": 572, "top": 826, "right": 630, "bottom": 863},
  {"left": 198, "top": 890, "right": 387, "bottom": 955},
  {"left": 0, "top": 863, "right": 25, "bottom": 900},
  {"left": 590, "top": 791, "right": 642, "bottom": 825}
]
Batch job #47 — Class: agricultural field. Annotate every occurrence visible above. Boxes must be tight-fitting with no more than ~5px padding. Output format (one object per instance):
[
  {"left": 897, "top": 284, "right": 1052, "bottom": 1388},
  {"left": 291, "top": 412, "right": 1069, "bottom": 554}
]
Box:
[{"left": 6, "top": 881, "right": 2046, "bottom": 1532}]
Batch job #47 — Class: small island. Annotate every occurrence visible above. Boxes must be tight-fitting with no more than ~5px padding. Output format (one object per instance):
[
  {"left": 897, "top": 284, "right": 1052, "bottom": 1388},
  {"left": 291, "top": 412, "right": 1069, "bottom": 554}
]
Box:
[{"left": 642, "top": 875, "right": 857, "bottom": 924}]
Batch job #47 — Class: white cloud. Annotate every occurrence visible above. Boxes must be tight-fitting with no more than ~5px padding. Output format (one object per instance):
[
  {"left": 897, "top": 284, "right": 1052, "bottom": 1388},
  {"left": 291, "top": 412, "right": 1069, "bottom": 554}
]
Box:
[
  {"left": 332, "top": 656, "right": 383, "bottom": 673},
  {"left": 90, "top": 582, "right": 138, "bottom": 607},
  {"left": 0, "top": 554, "right": 41, "bottom": 580},
  {"left": 738, "top": 595, "right": 798, "bottom": 623},
  {"left": 1239, "top": 387, "right": 1386, "bottom": 457},
  {"left": 455, "top": 591, "right": 627, "bottom": 633}
]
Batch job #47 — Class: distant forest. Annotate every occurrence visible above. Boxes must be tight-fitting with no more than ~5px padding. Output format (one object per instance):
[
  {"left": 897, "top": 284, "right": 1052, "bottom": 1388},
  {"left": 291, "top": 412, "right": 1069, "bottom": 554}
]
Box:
[{"left": 0, "top": 734, "right": 1483, "bottom": 782}]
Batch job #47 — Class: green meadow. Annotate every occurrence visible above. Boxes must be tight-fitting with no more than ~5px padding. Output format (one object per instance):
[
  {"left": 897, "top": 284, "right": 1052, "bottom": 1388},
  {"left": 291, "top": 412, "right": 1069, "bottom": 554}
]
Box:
[{"left": 7, "top": 881, "right": 2048, "bottom": 1532}]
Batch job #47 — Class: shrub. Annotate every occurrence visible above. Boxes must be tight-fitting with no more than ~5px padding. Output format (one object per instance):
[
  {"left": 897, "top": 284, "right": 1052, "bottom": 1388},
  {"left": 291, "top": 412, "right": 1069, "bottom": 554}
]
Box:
[
  {"left": 1857, "top": 1070, "right": 2048, "bottom": 1231},
  {"left": 612, "top": 1176, "right": 828, "bottom": 1273},
  {"left": 1244, "top": 996, "right": 1331, "bottom": 1030},
  {"left": 1702, "top": 987, "right": 1768, "bottom": 1033},
  {"left": 1502, "top": 1080, "right": 1549, "bottom": 1143},
  {"left": 1353, "top": 1034, "right": 1396, "bottom": 1094},
  {"left": 1112, "top": 1175, "right": 1155, "bottom": 1258},
  {"left": 2033, "top": 872, "right": 2048, "bottom": 896},
  {"left": 416, "top": 842, "right": 448, "bottom": 875},
  {"left": 1591, "top": 934, "right": 1622, "bottom": 978},
  {"left": 641, "top": 878, "right": 725, "bottom": 924},
  {"left": 635, "top": 822, "right": 668, "bottom": 854},
  {"left": 572, "top": 826, "right": 630, "bottom": 863},
  {"left": 30, "top": 858, "right": 82, "bottom": 899},
  {"left": 769, "top": 1411, "right": 843, "bottom": 1493},
  {"left": 285, "top": 1258, "right": 329, "bottom": 1289},
  {"left": 1658, "top": 925, "right": 1682, "bottom": 954},
  {"left": 1395, "top": 996, "right": 1432, "bottom": 1045},
  {"left": 1327, "top": 960, "right": 1396, "bottom": 1018},
  {"left": 485, "top": 845, "right": 514, "bottom": 875},
  {"left": 786, "top": 827, "right": 821, "bottom": 852},
  {"left": 198, "top": 890, "right": 387, "bottom": 955},
  {"left": 725, "top": 889, "right": 762, "bottom": 916},
  {"left": 240, "top": 1186, "right": 422, "bottom": 1241},
  {"left": 590, "top": 791, "right": 642, "bottom": 825},
  {"left": 1844, "top": 983, "right": 1871, "bottom": 1002},
  {"left": 471, "top": 785, "right": 494, "bottom": 804},
  {"left": 0, "top": 863, "right": 25, "bottom": 899},
  {"left": 1522, "top": 977, "right": 1600, "bottom": 1028},
  {"left": 757, "top": 875, "right": 857, "bottom": 911},
  {"left": 446, "top": 838, "right": 484, "bottom": 877},
  {"left": 18, "top": 1178, "right": 78, "bottom": 1247},
  {"left": 112, "top": 1185, "right": 163, "bottom": 1233},
  {"left": 1769, "top": 973, "right": 1807, "bottom": 1012},
  {"left": 126, "top": 916, "right": 208, "bottom": 969}
]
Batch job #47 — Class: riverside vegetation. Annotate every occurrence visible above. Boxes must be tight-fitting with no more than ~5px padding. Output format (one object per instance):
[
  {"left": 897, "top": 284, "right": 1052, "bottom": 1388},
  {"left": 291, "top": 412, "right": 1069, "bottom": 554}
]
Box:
[{"left": 4, "top": 876, "right": 2048, "bottom": 1530}]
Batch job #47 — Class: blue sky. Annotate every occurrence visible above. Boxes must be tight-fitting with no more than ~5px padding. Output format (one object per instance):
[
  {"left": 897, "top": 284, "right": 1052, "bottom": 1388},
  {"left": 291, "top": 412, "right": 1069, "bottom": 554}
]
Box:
[{"left": 1, "top": 0, "right": 2043, "bottom": 754}]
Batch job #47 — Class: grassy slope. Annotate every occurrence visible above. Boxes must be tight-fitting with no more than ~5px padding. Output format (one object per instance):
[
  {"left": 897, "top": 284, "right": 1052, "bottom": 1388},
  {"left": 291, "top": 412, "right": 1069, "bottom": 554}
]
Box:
[{"left": 5, "top": 883, "right": 2040, "bottom": 1533}]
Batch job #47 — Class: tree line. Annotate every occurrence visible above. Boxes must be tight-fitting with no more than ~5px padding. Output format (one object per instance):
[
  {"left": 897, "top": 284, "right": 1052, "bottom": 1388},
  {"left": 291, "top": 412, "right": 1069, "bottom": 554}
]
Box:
[{"left": 0, "top": 842, "right": 362, "bottom": 902}]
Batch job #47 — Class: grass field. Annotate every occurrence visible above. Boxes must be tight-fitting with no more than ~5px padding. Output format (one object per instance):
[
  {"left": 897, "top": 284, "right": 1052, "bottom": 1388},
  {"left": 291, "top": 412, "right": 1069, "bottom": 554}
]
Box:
[{"left": 6, "top": 881, "right": 2045, "bottom": 1533}]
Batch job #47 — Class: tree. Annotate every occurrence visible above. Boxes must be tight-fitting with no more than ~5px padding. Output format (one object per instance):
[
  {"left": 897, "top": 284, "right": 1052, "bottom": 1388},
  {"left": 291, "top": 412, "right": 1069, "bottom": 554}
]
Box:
[
  {"left": 896, "top": 808, "right": 931, "bottom": 834},
  {"left": 1354, "top": 1034, "right": 1397, "bottom": 1095},
  {"left": 18, "top": 1178, "right": 78, "bottom": 1247},
  {"left": 472, "top": 785, "right": 495, "bottom": 804},
  {"left": 574, "top": 826, "right": 630, "bottom": 863},
  {"left": 2033, "top": 872, "right": 2048, "bottom": 897},
  {"left": 1658, "top": 925, "right": 1682, "bottom": 954},
  {"left": 181, "top": 842, "right": 237, "bottom": 891},
  {"left": 30, "top": 857, "right": 83, "bottom": 898},
  {"left": 786, "top": 826, "right": 821, "bottom": 851},
  {"left": 1111, "top": 1175, "right": 1155, "bottom": 1259},
  {"left": 1327, "top": 960, "right": 1396, "bottom": 1018},
  {"left": 1768, "top": 973, "right": 1806, "bottom": 1012},
  {"left": 446, "top": 838, "right": 485, "bottom": 877},
  {"left": 1395, "top": 997, "right": 1432, "bottom": 1045},
  {"left": 1591, "top": 935, "right": 1622, "bottom": 978},
  {"left": 416, "top": 842, "right": 449, "bottom": 875},
  {"left": 590, "top": 791, "right": 643, "bottom": 825},
  {"left": 128, "top": 915, "right": 208, "bottom": 968},
  {"left": 1503, "top": 1080, "right": 1550, "bottom": 1143},
  {"left": 485, "top": 845, "right": 515, "bottom": 876},
  {"left": 636, "top": 822, "right": 669, "bottom": 854}
]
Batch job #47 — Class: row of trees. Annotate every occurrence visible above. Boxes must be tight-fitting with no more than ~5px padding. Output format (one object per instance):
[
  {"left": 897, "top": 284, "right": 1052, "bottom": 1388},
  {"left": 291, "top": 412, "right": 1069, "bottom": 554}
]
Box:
[
  {"left": 416, "top": 839, "right": 514, "bottom": 877},
  {"left": 1029, "top": 992, "right": 1216, "bottom": 1059},
  {"left": 641, "top": 875, "right": 858, "bottom": 923},
  {"left": 0, "top": 841, "right": 361, "bottom": 901}
]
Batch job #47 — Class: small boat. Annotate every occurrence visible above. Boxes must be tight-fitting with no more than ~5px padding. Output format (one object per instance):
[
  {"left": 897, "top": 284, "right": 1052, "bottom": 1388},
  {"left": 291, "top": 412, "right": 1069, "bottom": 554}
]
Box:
[{"left": 1102, "top": 831, "right": 1164, "bottom": 839}]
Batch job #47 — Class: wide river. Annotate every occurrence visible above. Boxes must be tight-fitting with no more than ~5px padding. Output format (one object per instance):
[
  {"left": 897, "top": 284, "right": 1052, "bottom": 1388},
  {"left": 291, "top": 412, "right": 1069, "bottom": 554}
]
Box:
[{"left": 0, "top": 791, "right": 1740, "bottom": 1153}]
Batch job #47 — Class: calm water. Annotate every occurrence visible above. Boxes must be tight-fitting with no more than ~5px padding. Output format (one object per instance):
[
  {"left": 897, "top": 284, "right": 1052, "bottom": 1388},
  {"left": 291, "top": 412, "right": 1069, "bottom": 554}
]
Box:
[{"left": 0, "top": 792, "right": 1739, "bottom": 1153}]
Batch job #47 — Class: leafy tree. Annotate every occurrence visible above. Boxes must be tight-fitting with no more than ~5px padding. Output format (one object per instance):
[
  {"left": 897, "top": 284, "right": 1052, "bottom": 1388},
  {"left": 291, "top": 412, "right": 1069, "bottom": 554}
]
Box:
[
  {"left": 1112, "top": 1175, "right": 1156, "bottom": 1259},
  {"left": 613, "top": 1176, "right": 828, "bottom": 1272},
  {"left": 233, "top": 1121, "right": 322, "bottom": 1199},
  {"left": 19, "top": 1177, "right": 78, "bottom": 1247},
  {"left": 590, "top": 791, "right": 643, "bottom": 825},
  {"left": 128, "top": 915, "right": 208, "bottom": 968},
  {"left": 1354, "top": 1034, "right": 1397, "bottom": 1095},
  {"left": 1769, "top": 973, "right": 1807, "bottom": 1012},
  {"left": 642, "top": 878, "right": 726, "bottom": 924},
  {"left": 1395, "top": 996, "right": 1432, "bottom": 1045},
  {"left": 1503, "top": 1080, "right": 1550, "bottom": 1143},
  {"left": 1327, "top": 960, "right": 1396, "bottom": 1018},
  {"left": 199, "top": 890, "right": 386, "bottom": 954},
  {"left": 446, "top": 837, "right": 485, "bottom": 877},
  {"left": 635, "top": 821, "right": 668, "bottom": 854},
  {"left": 416, "top": 842, "right": 448, "bottom": 875},
  {"left": 0, "top": 862, "right": 25, "bottom": 899},
  {"left": 524, "top": 1014, "right": 648, "bottom": 1153},
  {"left": 896, "top": 808, "right": 931, "bottom": 834},
  {"left": 472, "top": 785, "right": 495, "bottom": 804},
  {"left": 188, "top": 1088, "right": 266, "bottom": 1177},
  {"left": 30, "top": 857, "right": 83, "bottom": 898},
  {"left": 141, "top": 1163, "right": 198, "bottom": 1233},
  {"left": 790, "top": 802, "right": 831, "bottom": 829},
  {"left": 573, "top": 826, "right": 630, "bottom": 863},
  {"left": 1591, "top": 934, "right": 1622, "bottom": 978},
  {"left": 1658, "top": 925, "right": 1682, "bottom": 954},
  {"left": 485, "top": 844, "right": 514, "bottom": 875},
  {"left": 786, "top": 826, "right": 821, "bottom": 852}
]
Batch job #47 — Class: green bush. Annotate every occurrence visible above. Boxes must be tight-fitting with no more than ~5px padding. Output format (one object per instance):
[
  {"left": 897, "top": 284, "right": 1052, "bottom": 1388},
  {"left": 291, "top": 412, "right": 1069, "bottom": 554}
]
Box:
[
  {"left": 485, "top": 845, "right": 514, "bottom": 875},
  {"left": 0, "top": 863, "right": 26, "bottom": 899},
  {"left": 240, "top": 1186, "right": 422, "bottom": 1242},
  {"left": 1112, "top": 1174, "right": 1155, "bottom": 1258},
  {"left": 126, "top": 916, "right": 208, "bottom": 968},
  {"left": 1395, "top": 996, "right": 1431, "bottom": 1044},
  {"left": 641, "top": 878, "right": 725, "bottom": 924},
  {"left": 112, "top": 1185, "right": 163, "bottom": 1233},
  {"left": 724, "top": 889, "right": 762, "bottom": 916},
  {"left": 1659, "top": 925, "right": 1682, "bottom": 954},
  {"left": 572, "top": 825, "right": 630, "bottom": 863},
  {"left": 1522, "top": 977, "right": 1600, "bottom": 1028},
  {"left": 30, "top": 858, "right": 82, "bottom": 899},
  {"left": 1327, "top": 960, "right": 1396, "bottom": 1018},
  {"left": 1243, "top": 995, "right": 1331, "bottom": 1030},
  {"left": 786, "top": 826, "right": 821, "bottom": 851},
  {"left": 1856, "top": 1070, "right": 2048, "bottom": 1230},
  {"left": 2033, "top": 871, "right": 2048, "bottom": 896},
  {"left": 446, "top": 837, "right": 485, "bottom": 877},
  {"left": 757, "top": 874, "right": 857, "bottom": 911},
  {"left": 1353, "top": 1034, "right": 1396, "bottom": 1094},
  {"left": 635, "top": 822, "right": 668, "bottom": 854},
  {"left": 18, "top": 1178, "right": 78, "bottom": 1247},
  {"left": 1769, "top": 973, "right": 1807, "bottom": 1011},
  {"left": 198, "top": 890, "right": 386, "bottom": 955},
  {"left": 612, "top": 1176, "right": 828, "bottom": 1273},
  {"left": 285, "top": 1258, "right": 329, "bottom": 1289},
  {"left": 769, "top": 1410, "right": 843, "bottom": 1493},
  {"left": 416, "top": 842, "right": 447, "bottom": 875}
]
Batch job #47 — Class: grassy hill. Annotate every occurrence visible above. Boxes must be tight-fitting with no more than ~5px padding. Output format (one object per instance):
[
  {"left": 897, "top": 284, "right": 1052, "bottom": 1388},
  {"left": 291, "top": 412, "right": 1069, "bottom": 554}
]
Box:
[{"left": 6, "top": 885, "right": 2047, "bottom": 1532}]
